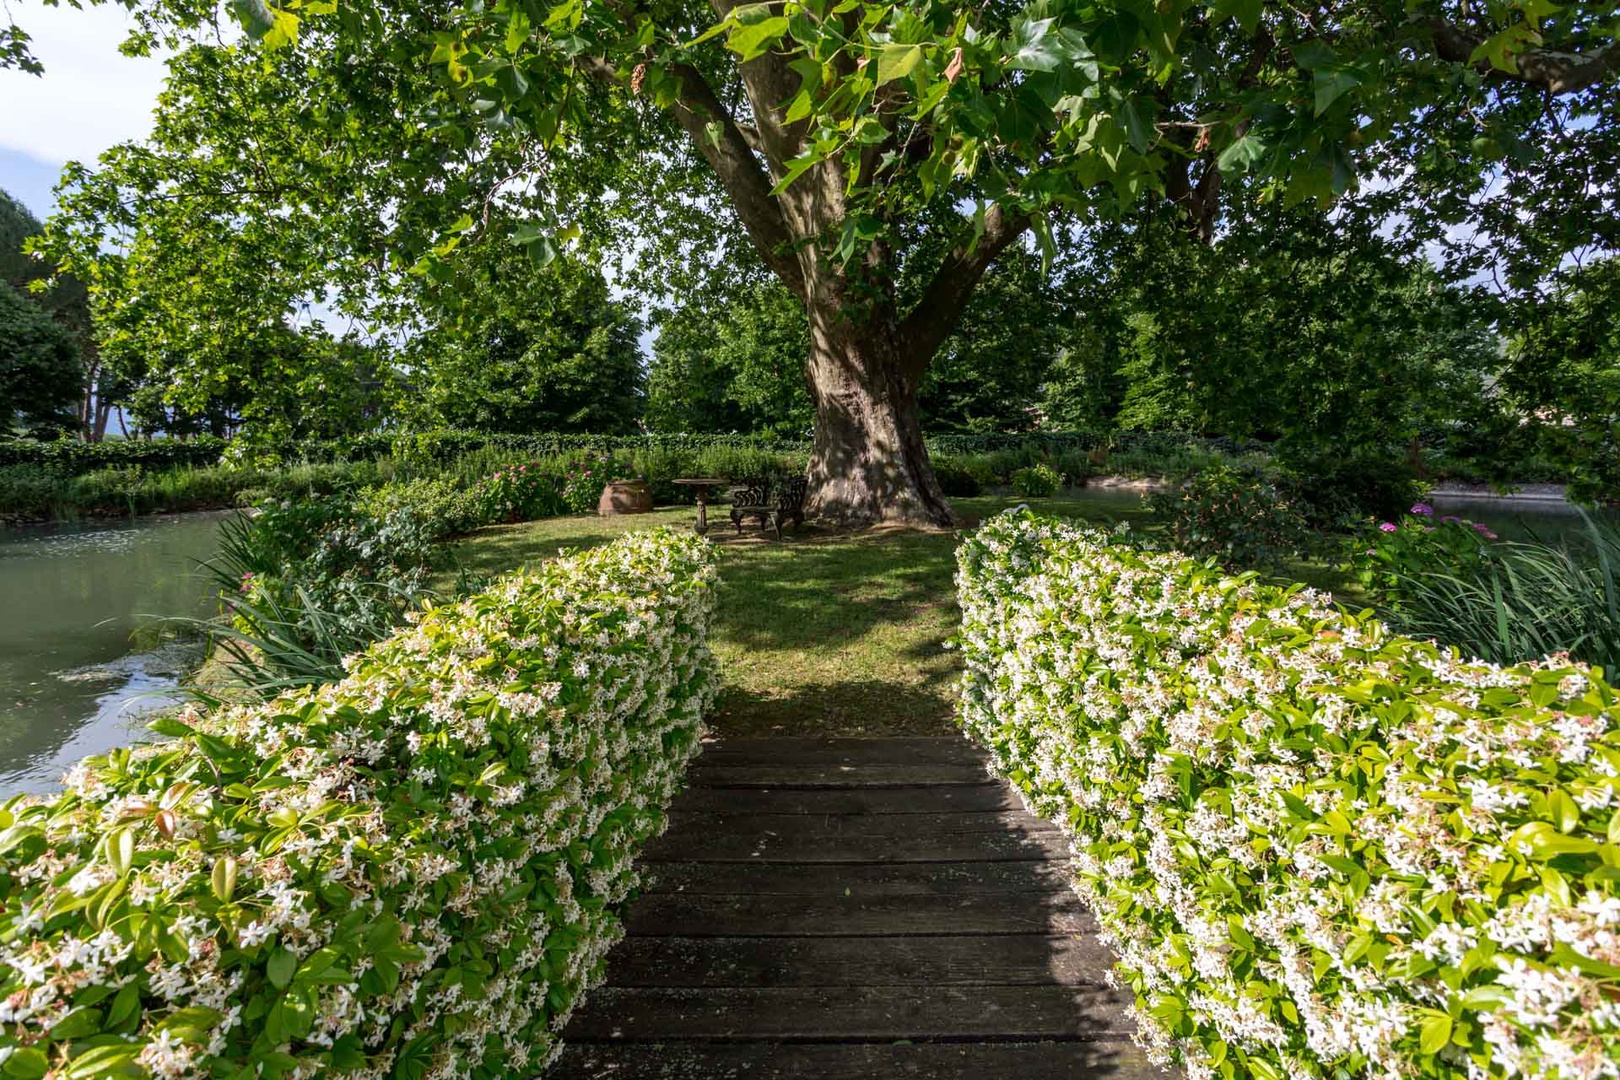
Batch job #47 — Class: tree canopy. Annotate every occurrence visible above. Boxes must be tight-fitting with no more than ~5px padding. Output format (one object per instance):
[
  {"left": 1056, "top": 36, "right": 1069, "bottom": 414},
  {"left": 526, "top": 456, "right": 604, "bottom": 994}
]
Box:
[
  {"left": 411, "top": 249, "right": 645, "bottom": 433},
  {"left": 16, "top": 0, "right": 1618, "bottom": 517}
]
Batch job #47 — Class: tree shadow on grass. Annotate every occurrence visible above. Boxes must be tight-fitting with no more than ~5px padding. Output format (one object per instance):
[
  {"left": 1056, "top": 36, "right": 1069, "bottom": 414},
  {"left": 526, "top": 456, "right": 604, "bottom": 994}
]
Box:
[{"left": 707, "top": 677, "right": 960, "bottom": 739}]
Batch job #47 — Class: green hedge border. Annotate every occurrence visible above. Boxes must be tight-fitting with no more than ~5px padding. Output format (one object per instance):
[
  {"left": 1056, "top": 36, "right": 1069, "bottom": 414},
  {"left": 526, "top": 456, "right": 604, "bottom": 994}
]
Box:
[
  {"left": 0, "top": 528, "right": 717, "bottom": 1079},
  {"left": 955, "top": 510, "right": 1620, "bottom": 1080},
  {"left": 0, "top": 429, "right": 1270, "bottom": 477}
]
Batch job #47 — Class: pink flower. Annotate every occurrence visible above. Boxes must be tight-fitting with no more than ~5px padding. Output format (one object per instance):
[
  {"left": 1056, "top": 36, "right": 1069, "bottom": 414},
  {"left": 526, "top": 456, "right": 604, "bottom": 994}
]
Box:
[
  {"left": 1411, "top": 503, "right": 1434, "bottom": 516},
  {"left": 1379, "top": 522, "right": 1398, "bottom": 533},
  {"left": 1472, "top": 523, "right": 1499, "bottom": 539}
]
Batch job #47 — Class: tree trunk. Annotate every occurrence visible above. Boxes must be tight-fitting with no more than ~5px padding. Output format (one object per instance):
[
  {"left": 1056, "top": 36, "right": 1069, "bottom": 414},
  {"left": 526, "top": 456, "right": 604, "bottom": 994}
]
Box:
[{"left": 801, "top": 286, "right": 956, "bottom": 528}]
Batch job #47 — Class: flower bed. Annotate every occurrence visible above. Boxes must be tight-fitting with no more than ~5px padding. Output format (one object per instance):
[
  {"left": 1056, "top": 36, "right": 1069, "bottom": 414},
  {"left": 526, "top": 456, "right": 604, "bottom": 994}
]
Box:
[
  {"left": 0, "top": 528, "right": 718, "bottom": 1079},
  {"left": 955, "top": 510, "right": 1620, "bottom": 1080}
]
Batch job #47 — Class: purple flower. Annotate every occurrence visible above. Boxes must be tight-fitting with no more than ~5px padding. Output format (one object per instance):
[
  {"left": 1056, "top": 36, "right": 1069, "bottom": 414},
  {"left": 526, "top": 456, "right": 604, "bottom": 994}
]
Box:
[
  {"left": 1379, "top": 522, "right": 1398, "bottom": 533},
  {"left": 1441, "top": 515, "right": 1461, "bottom": 524},
  {"left": 1411, "top": 503, "right": 1434, "bottom": 516},
  {"left": 1472, "top": 523, "right": 1499, "bottom": 539}
]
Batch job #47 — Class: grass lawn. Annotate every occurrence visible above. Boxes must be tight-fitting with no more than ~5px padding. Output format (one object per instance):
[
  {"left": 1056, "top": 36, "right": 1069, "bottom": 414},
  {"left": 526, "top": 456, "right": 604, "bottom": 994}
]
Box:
[{"left": 444, "top": 490, "right": 1356, "bottom": 738}]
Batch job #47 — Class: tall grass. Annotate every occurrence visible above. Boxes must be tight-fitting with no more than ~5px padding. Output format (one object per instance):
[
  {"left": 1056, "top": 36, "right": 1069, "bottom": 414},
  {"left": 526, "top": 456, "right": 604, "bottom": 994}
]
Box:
[{"left": 1389, "top": 510, "right": 1620, "bottom": 673}]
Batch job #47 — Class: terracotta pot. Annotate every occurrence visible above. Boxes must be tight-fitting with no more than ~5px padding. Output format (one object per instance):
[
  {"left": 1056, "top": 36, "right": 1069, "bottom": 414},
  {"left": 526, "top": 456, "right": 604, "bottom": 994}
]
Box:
[{"left": 598, "top": 479, "right": 653, "bottom": 516}]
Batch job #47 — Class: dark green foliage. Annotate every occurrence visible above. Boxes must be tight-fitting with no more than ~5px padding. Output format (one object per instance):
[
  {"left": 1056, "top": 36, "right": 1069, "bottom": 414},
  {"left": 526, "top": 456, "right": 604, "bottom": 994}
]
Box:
[
  {"left": 1050, "top": 212, "right": 1502, "bottom": 463},
  {"left": 929, "top": 455, "right": 984, "bottom": 497},
  {"left": 414, "top": 253, "right": 645, "bottom": 435},
  {"left": 0, "top": 284, "right": 80, "bottom": 435},
  {"left": 205, "top": 497, "right": 444, "bottom": 693},
  {"left": 1367, "top": 511, "right": 1620, "bottom": 672},
  {"left": 645, "top": 279, "right": 812, "bottom": 437},
  {"left": 1503, "top": 258, "right": 1620, "bottom": 505},
  {"left": 1010, "top": 463, "right": 1064, "bottom": 497},
  {"left": 0, "top": 435, "right": 227, "bottom": 472},
  {"left": 1281, "top": 453, "right": 1433, "bottom": 528},
  {"left": 916, "top": 249, "right": 1069, "bottom": 433},
  {"left": 1148, "top": 463, "right": 1316, "bottom": 568}
]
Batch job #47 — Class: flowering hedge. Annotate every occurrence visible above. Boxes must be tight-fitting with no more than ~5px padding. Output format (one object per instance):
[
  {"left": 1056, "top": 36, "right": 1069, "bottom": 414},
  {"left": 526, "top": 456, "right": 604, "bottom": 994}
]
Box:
[
  {"left": 0, "top": 528, "right": 717, "bottom": 1080},
  {"left": 955, "top": 510, "right": 1620, "bottom": 1080}
]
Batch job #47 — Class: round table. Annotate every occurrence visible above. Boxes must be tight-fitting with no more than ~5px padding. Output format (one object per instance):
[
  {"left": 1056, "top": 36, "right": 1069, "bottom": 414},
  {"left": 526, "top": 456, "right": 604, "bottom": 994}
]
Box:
[{"left": 672, "top": 477, "right": 731, "bottom": 534}]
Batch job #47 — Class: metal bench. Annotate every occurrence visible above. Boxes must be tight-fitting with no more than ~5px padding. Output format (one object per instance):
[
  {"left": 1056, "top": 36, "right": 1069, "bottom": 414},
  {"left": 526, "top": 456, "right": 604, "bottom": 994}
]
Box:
[{"left": 729, "top": 476, "right": 808, "bottom": 539}]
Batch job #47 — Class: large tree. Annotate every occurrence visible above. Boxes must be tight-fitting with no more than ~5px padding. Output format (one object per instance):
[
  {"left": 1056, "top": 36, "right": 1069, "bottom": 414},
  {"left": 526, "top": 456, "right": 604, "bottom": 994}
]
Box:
[
  {"left": 412, "top": 250, "right": 645, "bottom": 433},
  {"left": 0, "top": 284, "right": 80, "bottom": 435},
  {"left": 1, "top": 188, "right": 110, "bottom": 438},
  {"left": 29, "top": 0, "right": 1620, "bottom": 522}
]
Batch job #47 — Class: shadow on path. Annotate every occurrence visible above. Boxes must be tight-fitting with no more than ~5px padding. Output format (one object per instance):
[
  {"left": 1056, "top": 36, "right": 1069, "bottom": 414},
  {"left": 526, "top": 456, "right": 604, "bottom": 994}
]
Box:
[{"left": 551, "top": 736, "right": 1170, "bottom": 1080}]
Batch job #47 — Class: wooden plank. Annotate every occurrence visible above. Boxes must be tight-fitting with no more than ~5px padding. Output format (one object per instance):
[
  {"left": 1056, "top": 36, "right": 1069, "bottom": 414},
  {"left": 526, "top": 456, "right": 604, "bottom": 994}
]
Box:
[
  {"left": 687, "top": 763, "right": 990, "bottom": 788},
  {"left": 670, "top": 782, "right": 1024, "bottom": 815},
  {"left": 561, "top": 985, "right": 1134, "bottom": 1041},
  {"left": 641, "top": 859, "right": 1075, "bottom": 897},
  {"left": 623, "top": 890, "right": 1097, "bottom": 937},
  {"left": 646, "top": 811, "right": 1065, "bottom": 863},
  {"left": 603, "top": 934, "right": 1116, "bottom": 988},
  {"left": 696, "top": 736, "right": 984, "bottom": 766},
  {"left": 550, "top": 1039, "right": 1164, "bottom": 1080}
]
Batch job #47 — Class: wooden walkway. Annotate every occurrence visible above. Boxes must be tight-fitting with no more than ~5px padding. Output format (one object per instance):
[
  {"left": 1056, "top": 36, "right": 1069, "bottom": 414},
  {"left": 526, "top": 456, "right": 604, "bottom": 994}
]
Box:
[{"left": 552, "top": 736, "right": 1162, "bottom": 1079}]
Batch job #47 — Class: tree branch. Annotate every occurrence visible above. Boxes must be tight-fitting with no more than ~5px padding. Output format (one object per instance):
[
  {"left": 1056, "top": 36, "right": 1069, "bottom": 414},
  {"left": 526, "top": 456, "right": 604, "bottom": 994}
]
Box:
[
  {"left": 589, "top": 56, "right": 803, "bottom": 291},
  {"left": 709, "top": 0, "right": 810, "bottom": 169},
  {"left": 1426, "top": 19, "right": 1619, "bottom": 95},
  {"left": 896, "top": 204, "right": 1031, "bottom": 380}
]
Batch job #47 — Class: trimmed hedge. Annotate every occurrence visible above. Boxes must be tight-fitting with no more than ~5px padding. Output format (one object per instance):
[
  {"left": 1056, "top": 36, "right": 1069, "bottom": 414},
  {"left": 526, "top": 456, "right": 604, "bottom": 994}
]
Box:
[
  {"left": 0, "top": 429, "right": 1270, "bottom": 477},
  {"left": 955, "top": 510, "right": 1620, "bottom": 1080},
  {"left": 0, "top": 528, "right": 718, "bottom": 1079},
  {"left": 0, "top": 437, "right": 226, "bottom": 475}
]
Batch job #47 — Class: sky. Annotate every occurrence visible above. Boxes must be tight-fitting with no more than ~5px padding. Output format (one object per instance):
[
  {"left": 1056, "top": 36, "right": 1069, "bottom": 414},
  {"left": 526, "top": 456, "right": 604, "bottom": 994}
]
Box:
[{"left": 0, "top": 0, "right": 168, "bottom": 219}]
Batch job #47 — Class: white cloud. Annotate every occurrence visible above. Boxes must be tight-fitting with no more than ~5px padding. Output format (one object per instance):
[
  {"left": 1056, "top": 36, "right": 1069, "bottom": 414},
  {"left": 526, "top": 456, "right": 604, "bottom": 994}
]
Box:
[{"left": 0, "top": 0, "right": 168, "bottom": 165}]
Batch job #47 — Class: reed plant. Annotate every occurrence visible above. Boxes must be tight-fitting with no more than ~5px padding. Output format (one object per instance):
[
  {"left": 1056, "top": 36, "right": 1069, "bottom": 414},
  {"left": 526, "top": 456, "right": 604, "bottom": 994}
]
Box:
[{"left": 1385, "top": 510, "right": 1620, "bottom": 672}]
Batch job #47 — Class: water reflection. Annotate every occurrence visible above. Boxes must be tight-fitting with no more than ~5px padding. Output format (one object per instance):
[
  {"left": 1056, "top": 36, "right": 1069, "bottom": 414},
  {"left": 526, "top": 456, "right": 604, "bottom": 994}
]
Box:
[{"left": 0, "top": 512, "right": 226, "bottom": 795}]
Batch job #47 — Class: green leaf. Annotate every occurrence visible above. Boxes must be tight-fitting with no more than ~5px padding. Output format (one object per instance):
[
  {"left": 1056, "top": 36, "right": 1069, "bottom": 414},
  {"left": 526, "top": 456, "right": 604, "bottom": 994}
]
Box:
[
  {"left": 1419, "top": 1011, "right": 1453, "bottom": 1054},
  {"left": 1207, "top": 0, "right": 1263, "bottom": 33},
  {"left": 229, "top": 0, "right": 277, "bottom": 39},
  {"left": 874, "top": 43, "right": 923, "bottom": 86},
  {"left": 212, "top": 854, "right": 239, "bottom": 902},
  {"left": 268, "top": 946, "right": 298, "bottom": 989},
  {"left": 48, "top": 1006, "right": 103, "bottom": 1040},
  {"left": 1313, "top": 68, "right": 1362, "bottom": 116},
  {"left": 726, "top": 12, "right": 791, "bottom": 60},
  {"left": 784, "top": 88, "right": 815, "bottom": 123},
  {"left": 2, "top": 1048, "right": 48, "bottom": 1079},
  {"left": 1216, "top": 132, "right": 1267, "bottom": 174},
  {"left": 770, "top": 152, "right": 820, "bottom": 194},
  {"left": 104, "top": 828, "right": 134, "bottom": 877},
  {"left": 1008, "top": 17, "right": 1061, "bottom": 72},
  {"left": 147, "top": 716, "right": 194, "bottom": 738},
  {"left": 1118, "top": 98, "right": 1154, "bottom": 154},
  {"left": 1549, "top": 788, "right": 1581, "bottom": 833}
]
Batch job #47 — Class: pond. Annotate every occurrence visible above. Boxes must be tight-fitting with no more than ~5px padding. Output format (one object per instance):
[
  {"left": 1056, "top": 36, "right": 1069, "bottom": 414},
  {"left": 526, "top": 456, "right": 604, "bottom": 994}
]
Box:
[{"left": 0, "top": 512, "right": 225, "bottom": 796}]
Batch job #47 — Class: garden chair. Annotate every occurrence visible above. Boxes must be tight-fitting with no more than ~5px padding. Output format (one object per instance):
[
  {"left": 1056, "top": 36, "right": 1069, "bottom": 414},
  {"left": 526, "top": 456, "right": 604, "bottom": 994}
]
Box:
[{"left": 729, "top": 476, "right": 808, "bottom": 539}]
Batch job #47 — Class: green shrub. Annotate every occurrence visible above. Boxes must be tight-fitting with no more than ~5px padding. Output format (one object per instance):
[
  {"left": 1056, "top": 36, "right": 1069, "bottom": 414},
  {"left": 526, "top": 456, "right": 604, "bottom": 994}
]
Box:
[
  {"left": 956, "top": 510, "right": 1620, "bottom": 1080},
  {"left": 1347, "top": 502, "right": 1496, "bottom": 603},
  {"left": 468, "top": 464, "right": 565, "bottom": 526},
  {"left": 1147, "top": 463, "right": 1314, "bottom": 568},
  {"left": 1372, "top": 510, "right": 1620, "bottom": 671},
  {"left": 1283, "top": 453, "right": 1430, "bottom": 527},
  {"left": 0, "top": 529, "right": 718, "bottom": 1078},
  {"left": 0, "top": 435, "right": 226, "bottom": 474},
  {"left": 1010, "top": 462, "right": 1063, "bottom": 497},
  {"left": 930, "top": 455, "right": 984, "bottom": 497},
  {"left": 0, "top": 464, "right": 60, "bottom": 520},
  {"left": 207, "top": 497, "right": 446, "bottom": 690},
  {"left": 357, "top": 477, "right": 488, "bottom": 539}
]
